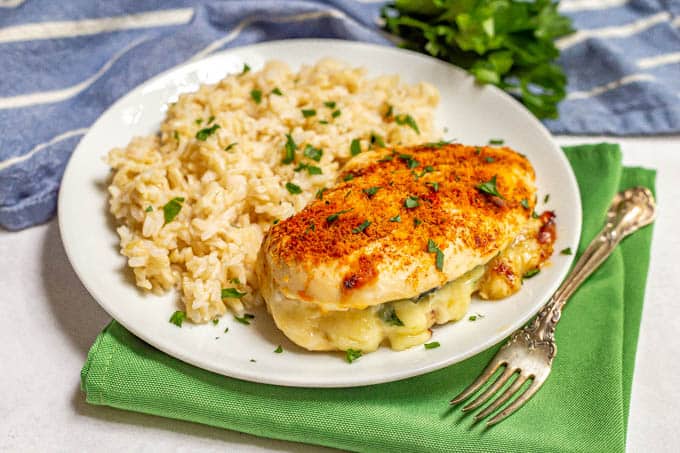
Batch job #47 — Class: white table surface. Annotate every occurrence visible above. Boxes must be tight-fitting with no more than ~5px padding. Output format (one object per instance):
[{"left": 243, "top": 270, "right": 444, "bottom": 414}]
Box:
[{"left": 1, "top": 135, "right": 678, "bottom": 452}]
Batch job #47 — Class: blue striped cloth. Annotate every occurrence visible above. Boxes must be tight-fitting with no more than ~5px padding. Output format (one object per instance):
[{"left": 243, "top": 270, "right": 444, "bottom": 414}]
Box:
[{"left": 1, "top": 0, "right": 678, "bottom": 231}]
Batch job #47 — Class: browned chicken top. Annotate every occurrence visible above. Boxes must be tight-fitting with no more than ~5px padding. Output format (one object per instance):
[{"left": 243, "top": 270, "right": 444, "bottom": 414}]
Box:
[{"left": 258, "top": 143, "right": 537, "bottom": 310}]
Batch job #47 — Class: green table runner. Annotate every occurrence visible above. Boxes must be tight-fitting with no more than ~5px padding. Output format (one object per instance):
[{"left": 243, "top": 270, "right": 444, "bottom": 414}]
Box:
[{"left": 81, "top": 143, "right": 656, "bottom": 452}]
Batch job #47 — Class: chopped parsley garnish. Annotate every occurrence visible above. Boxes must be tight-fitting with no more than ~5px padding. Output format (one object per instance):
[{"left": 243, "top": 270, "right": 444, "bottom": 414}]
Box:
[
  {"left": 241, "top": 63, "right": 250, "bottom": 75},
  {"left": 389, "top": 214, "right": 401, "bottom": 222},
  {"left": 363, "top": 186, "right": 381, "bottom": 197},
  {"left": 345, "top": 349, "right": 362, "bottom": 363},
  {"left": 370, "top": 132, "right": 385, "bottom": 147},
  {"left": 195, "top": 118, "right": 203, "bottom": 125},
  {"left": 485, "top": 156, "right": 495, "bottom": 163},
  {"left": 222, "top": 288, "right": 246, "bottom": 299},
  {"left": 413, "top": 218, "right": 422, "bottom": 227},
  {"left": 304, "top": 222, "right": 316, "bottom": 235},
  {"left": 224, "top": 327, "right": 229, "bottom": 333},
  {"left": 427, "top": 239, "right": 445, "bottom": 271},
  {"left": 224, "top": 142, "right": 237, "bottom": 152},
  {"left": 384, "top": 104, "right": 394, "bottom": 119},
  {"left": 327, "top": 209, "right": 353, "bottom": 223},
  {"left": 560, "top": 247, "right": 573, "bottom": 255},
  {"left": 169, "top": 311, "right": 186, "bottom": 327},
  {"left": 173, "top": 130, "right": 180, "bottom": 141},
  {"left": 331, "top": 109, "right": 341, "bottom": 118},
  {"left": 544, "top": 194, "right": 550, "bottom": 203},
  {"left": 398, "top": 153, "right": 418, "bottom": 169},
  {"left": 294, "top": 163, "right": 322, "bottom": 175},
  {"left": 425, "top": 139, "right": 454, "bottom": 148},
  {"left": 475, "top": 147, "right": 482, "bottom": 155},
  {"left": 145, "top": 206, "right": 153, "bottom": 212},
  {"left": 523, "top": 268, "right": 540, "bottom": 279},
  {"left": 395, "top": 113, "right": 420, "bottom": 134},
  {"left": 469, "top": 313, "right": 484, "bottom": 321},
  {"left": 207, "top": 115, "right": 215, "bottom": 124},
  {"left": 404, "top": 196, "right": 419, "bottom": 209},
  {"left": 274, "top": 345, "right": 283, "bottom": 353},
  {"left": 476, "top": 175, "right": 504, "bottom": 199},
  {"left": 163, "top": 197, "right": 184, "bottom": 223},
  {"left": 195, "top": 124, "right": 220, "bottom": 141},
  {"left": 301, "top": 109, "right": 316, "bottom": 118},
  {"left": 271, "top": 87, "right": 283, "bottom": 96},
  {"left": 303, "top": 144, "right": 323, "bottom": 161},
  {"left": 250, "top": 89, "right": 262, "bottom": 104},
  {"left": 319, "top": 120, "right": 329, "bottom": 125},
  {"left": 324, "top": 101, "right": 336, "bottom": 109},
  {"left": 532, "top": 211, "right": 540, "bottom": 219},
  {"left": 343, "top": 173, "right": 355, "bottom": 181},
  {"left": 234, "top": 313, "right": 255, "bottom": 325},
  {"left": 520, "top": 198, "right": 530, "bottom": 209},
  {"left": 272, "top": 219, "right": 279, "bottom": 225},
  {"left": 285, "top": 182, "right": 302, "bottom": 194},
  {"left": 378, "top": 305, "right": 404, "bottom": 326},
  {"left": 350, "top": 139, "right": 361, "bottom": 156},
  {"left": 489, "top": 139, "right": 504, "bottom": 145},
  {"left": 315, "top": 188, "right": 327, "bottom": 200},
  {"left": 427, "top": 182, "right": 439, "bottom": 192},
  {"left": 352, "top": 220, "right": 371, "bottom": 234},
  {"left": 212, "top": 318, "right": 219, "bottom": 325},
  {"left": 424, "top": 341, "right": 440, "bottom": 349},
  {"left": 378, "top": 154, "right": 394, "bottom": 162},
  {"left": 229, "top": 277, "right": 241, "bottom": 285},
  {"left": 250, "top": 359, "right": 256, "bottom": 362},
  {"left": 282, "top": 134, "right": 296, "bottom": 164}
]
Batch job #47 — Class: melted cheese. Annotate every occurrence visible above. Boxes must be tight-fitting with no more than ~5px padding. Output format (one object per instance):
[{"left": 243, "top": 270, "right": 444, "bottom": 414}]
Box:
[{"left": 266, "top": 267, "right": 484, "bottom": 352}]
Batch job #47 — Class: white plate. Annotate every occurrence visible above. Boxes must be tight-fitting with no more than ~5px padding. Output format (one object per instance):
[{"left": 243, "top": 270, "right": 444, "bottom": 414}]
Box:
[{"left": 59, "top": 39, "right": 581, "bottom": 388}]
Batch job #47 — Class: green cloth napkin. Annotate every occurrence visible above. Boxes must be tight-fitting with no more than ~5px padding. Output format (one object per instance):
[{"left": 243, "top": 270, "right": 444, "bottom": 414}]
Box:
[{"left": 81, "top": 143, "right": 656, "bottom": 453}]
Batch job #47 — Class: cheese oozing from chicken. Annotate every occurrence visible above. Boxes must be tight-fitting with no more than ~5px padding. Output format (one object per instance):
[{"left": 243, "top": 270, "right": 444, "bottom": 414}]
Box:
[{"left": 256, "top": 143, "right": 556, "bottom": 352}]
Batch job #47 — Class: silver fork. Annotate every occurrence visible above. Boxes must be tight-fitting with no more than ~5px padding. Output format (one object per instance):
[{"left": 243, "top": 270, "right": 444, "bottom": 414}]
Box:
[{"left": 450, "top": 187, "right": 656, "bottom": 426}]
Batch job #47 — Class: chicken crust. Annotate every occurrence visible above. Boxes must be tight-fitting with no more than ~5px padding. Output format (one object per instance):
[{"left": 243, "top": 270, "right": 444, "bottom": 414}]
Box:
[{"left": 258, "top": 143, "right": 537, "bottom": 310}]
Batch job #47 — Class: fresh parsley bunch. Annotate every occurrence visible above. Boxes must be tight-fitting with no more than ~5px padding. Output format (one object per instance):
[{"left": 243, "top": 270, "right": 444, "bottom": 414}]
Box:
[{"left": 382, "top": 0, "right": 574, "bottom": 119}]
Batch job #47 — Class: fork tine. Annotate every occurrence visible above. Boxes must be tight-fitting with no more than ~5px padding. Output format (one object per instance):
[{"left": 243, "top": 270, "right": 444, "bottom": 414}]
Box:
[
  {"left": 450, "top": 359, "right": 504, "bottom": 405},
  {"left": 462, "top": 367, "right": 515, "bottom": 412},
  {"left": 474, "top": 374, "right": 528, "bottom": 421},
  {"left": 485, "top": 377, "right": 544, "bottom": 427}
]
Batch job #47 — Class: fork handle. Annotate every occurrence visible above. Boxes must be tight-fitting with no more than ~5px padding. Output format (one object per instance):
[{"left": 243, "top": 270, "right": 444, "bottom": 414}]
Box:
[{"left": 530, "top": 187, "right": 656, "bottom": 343}]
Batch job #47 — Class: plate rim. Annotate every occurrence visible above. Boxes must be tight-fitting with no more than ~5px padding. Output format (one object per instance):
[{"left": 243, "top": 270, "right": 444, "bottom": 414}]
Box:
[{"left": 58, "top": 38, "right": 581, "bottom": 388}]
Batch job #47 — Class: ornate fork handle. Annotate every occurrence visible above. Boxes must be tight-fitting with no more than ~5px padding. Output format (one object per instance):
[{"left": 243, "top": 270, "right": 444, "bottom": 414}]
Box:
[{"left": 511, "top": 187, "right": 656, "bottom": 361}]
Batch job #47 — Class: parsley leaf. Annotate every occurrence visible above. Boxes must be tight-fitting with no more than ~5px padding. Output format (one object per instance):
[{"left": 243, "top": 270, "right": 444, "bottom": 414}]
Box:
[
  {"left": 315, "top": 188, "right": 327, "bottom": 200},
  {"left": 427, "top": 239, "right": 445, "bottom": 271},
  {"left": 544, "top": 194, "right": 551, "bottom": 203},
  {"left": 234, "top": 313, "right": 255, "bottom": 325},
  {"left": 404, "top": 196, "right": 419, "bottom": 209},
  {"left": 274, "top": 345, "right": 283, "bottom": 353},
  {"left": 389, "top": 214, "right": 401, "bottom": 222},
  {"left": 343, "top": 173, "right": 355, "bottom": 182},
  {"left": 271, "top": 87, "right": 283, "bottom": 96},
  {"left": 370, "top": 132, "right": 385, "bottom": 148},
  {"left": 282, "top": 134, "right": 296, "bottom": 164},
  {"left": 520, "top": 198, "right": 530, "bottom": 209},
  {"left": 489, "top": 139, "right": 504, "bottom": 145},
  {"left": 363, "top": 186, "right": 381, "bottom": 197},
  {"left": 303, "top": 144, "right": 323, "bottom": 161},
  {"left": 250, "top": 89, "right": 262, "bottom": 104},
  {"left": 324, "top": 101, "right": 336, "bottom": 108},
  {"left": 523, "top": 268, "right": 541, "bottom": 279},
  {"left": 345, "top": 349, "right": 362, "bottom": 363},
  {"left": 169, "top": 311, "right": 186, "bottom": 327},
  {"left": 395, "top": 114, "right": 420, "bottom": 134},
  {"left": 222, "top": 288, "right": 246, "bottom": 299},
  {"left": 350, "top": 138, "right": 361, "bottom": 156},
  {"left": 145, "top": 206, "right": 153, "bottom": 212},
  {"left": 476, "top": 175, "right": 504, "bottom": 199},
  {"left": 327, "top": 209, "right": 353, "bottom": 223},
  {"left": 224, "top": 142, "right": 237, "bottom": 152},
  {"left": 560, "top": 247, "right": 573, "bottom": 255},
  {"left": 427, "top": 182, "right": 439, "bottom": 192},
  {"left": 378, "top": 305, "right": 404, "bottom": 326},
  {"left": 285, "top": 182, "right": 302, "bottom": 194},
  {"left": 485, "top": 156, "right": 495, "bottom": 163},
  {"left": 331, "top": 109, "right": 341, "bottom": 118},
  {"left": 352, "top": 220, "right": 371, "bottom": 234},
  {"left": 424, "top": 342, "right": 440, "bottom": 349},
  {"left": 301, "top": 109, "right": 316, "bottom": 118},
  {"left": 163, "top": 197, "right": 184, "bottom": 223},
  {"left": 195, "top": 124, "right": 220, "bottom": 141},
  {"left": 241, "top": 63, "right": 250, "bottom": 75}
]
